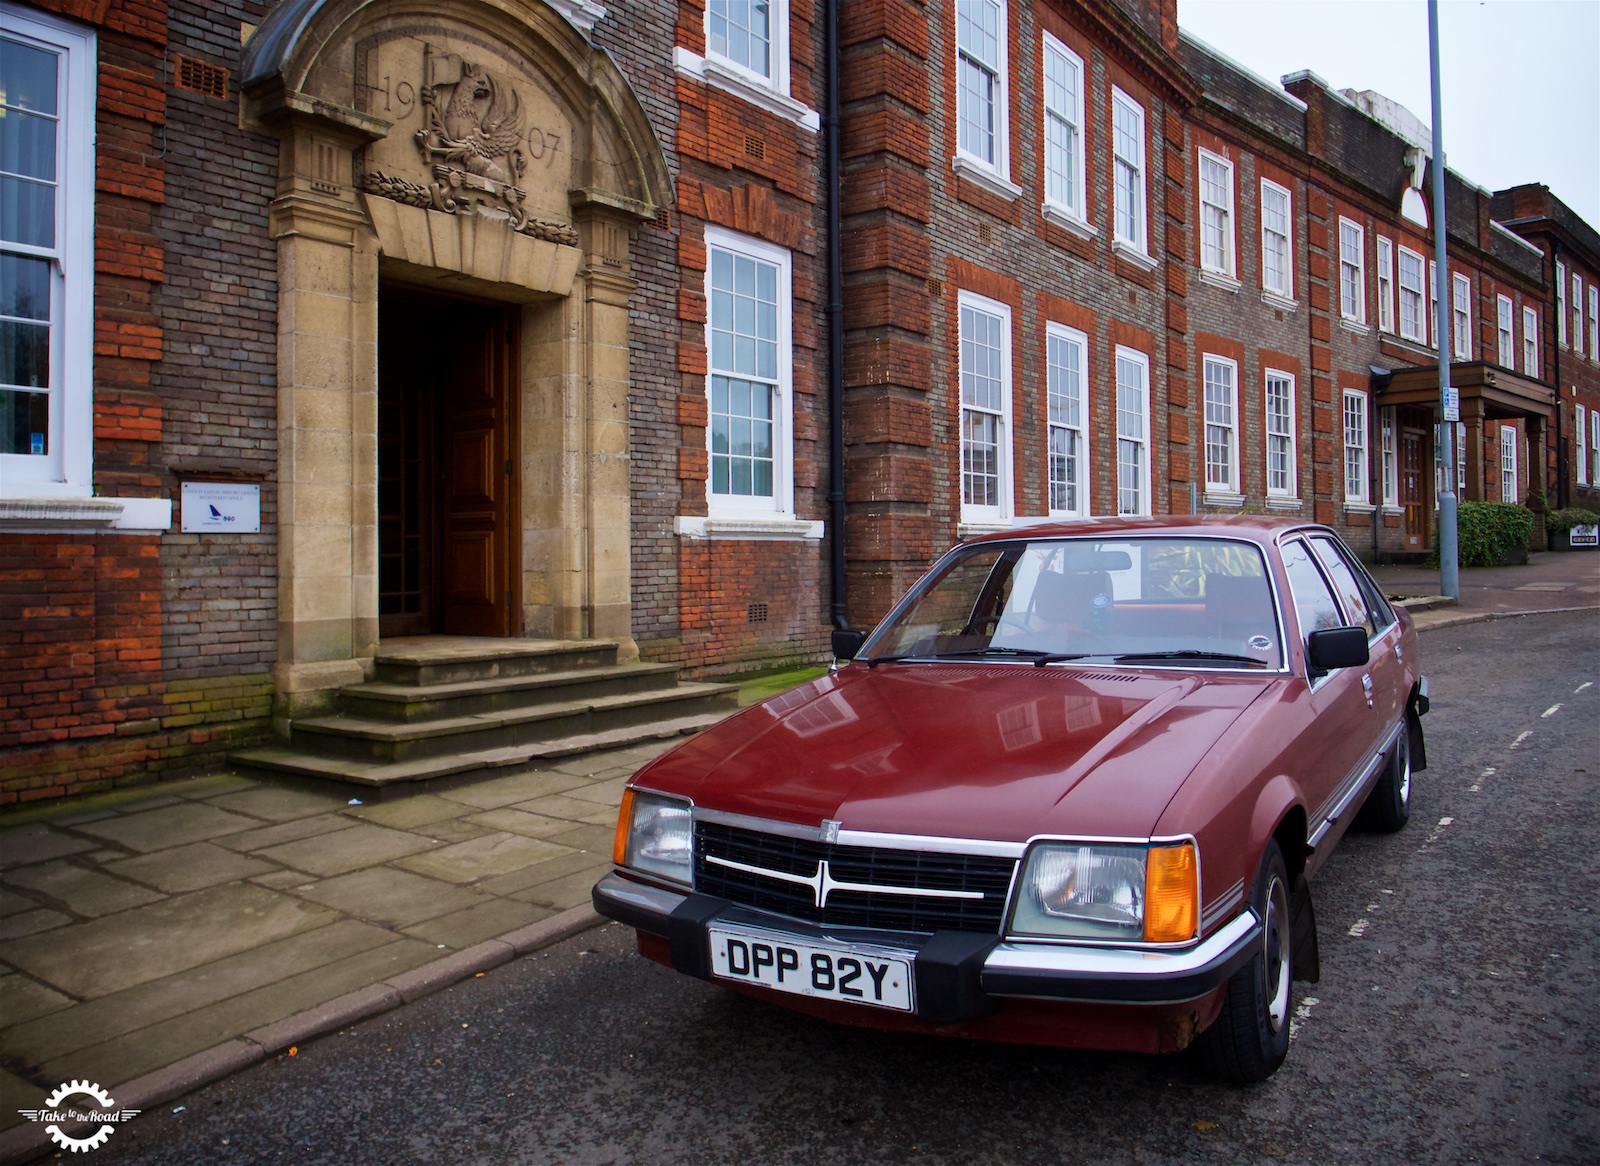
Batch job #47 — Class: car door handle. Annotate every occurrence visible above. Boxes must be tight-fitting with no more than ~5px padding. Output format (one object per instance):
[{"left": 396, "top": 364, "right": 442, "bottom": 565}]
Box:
[{"left": 1361, "top": 674, "right": 1374, "bottom": 708}]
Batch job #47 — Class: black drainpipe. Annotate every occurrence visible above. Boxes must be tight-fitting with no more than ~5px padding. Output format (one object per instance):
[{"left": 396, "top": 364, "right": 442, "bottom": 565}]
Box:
[{"left": 824, "top": 0, "right": 847, "bottom": 628}]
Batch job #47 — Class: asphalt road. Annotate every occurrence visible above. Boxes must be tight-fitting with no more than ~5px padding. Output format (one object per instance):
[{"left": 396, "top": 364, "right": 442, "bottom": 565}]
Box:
[{"left": 97, "top": 611, "right": 1598, "bottom": 1166}]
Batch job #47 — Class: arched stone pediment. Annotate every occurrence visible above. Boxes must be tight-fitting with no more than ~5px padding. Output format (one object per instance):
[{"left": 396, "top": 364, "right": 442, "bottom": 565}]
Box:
[{"left": 241, "top": 0, "right": 672, "bottom": 225}]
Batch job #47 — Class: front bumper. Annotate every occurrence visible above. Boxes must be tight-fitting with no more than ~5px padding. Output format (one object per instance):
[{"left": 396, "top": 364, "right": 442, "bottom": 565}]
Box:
[{"left": 594, "top": 871, "right": 1261, "bottom": 1025}]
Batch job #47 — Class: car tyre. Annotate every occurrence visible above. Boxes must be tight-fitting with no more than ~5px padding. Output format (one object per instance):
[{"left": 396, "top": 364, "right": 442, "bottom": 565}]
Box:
[
  {"left": 1196, "top": 840, "right": 1292, "bottom": 1083},
  {"left": 1355, "top": 719, "right": 1412, "bottom": 833}
]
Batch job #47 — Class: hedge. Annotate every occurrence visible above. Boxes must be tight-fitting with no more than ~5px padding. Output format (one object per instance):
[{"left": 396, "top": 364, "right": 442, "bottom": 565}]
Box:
[
  {"left": 1545, "top": 507, "right": 1600, "bottom": 534},
  {"left": 1455, "top": 501, "right": 1534, "bottom": 567}
]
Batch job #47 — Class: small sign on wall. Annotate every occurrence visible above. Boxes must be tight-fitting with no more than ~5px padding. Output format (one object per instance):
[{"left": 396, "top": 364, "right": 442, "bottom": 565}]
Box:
[
  {"left": 1570, "top": 523, "right": 1599, "bottom": 547},
  {"left": 181, "top": 481, "right": 261, "bottom": 533}
]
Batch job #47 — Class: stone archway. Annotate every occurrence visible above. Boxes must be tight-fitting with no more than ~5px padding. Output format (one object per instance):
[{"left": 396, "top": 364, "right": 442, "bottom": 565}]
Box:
[{"left": 240, "top": 0, "right": 671, "bottom": 721}]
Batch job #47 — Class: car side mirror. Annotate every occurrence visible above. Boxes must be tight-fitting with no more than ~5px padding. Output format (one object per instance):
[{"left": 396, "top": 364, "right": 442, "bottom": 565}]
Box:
[
  {"left": 832, "top": 629, "right": 868, "bottom": 661},
  {"left": 1306, "top": 626, "right": 1369, "bottom": 672}
]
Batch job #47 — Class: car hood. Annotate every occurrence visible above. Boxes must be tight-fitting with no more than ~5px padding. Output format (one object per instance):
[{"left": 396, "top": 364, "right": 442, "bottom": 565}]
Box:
[{"left": 634, "top": 664, "right": 1275, "bottom": 843}]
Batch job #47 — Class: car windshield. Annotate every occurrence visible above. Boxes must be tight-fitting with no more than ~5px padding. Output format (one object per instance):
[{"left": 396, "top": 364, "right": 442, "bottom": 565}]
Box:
[{"left": 862, "top": 536, "right": 1283, "bottom": 670}]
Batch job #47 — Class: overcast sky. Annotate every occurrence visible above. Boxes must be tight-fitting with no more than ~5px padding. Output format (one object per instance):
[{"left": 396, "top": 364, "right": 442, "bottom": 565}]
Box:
[{"left": 1178, "top": 0, "right": 1600, "bottom": 229}]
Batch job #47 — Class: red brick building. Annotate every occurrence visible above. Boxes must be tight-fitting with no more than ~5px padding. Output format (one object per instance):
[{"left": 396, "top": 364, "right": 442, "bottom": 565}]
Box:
[{"left": 2, "top": 0, "right": 1593, "bottom": 801}]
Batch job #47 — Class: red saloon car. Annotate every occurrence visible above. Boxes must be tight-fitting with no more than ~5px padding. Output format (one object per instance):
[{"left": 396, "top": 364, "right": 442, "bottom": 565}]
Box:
[{"left": 594, "top": 517, "right": 1428, "bottom": 1081}]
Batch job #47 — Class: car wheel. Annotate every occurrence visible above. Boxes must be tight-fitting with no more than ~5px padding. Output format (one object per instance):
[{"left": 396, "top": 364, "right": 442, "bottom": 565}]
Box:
[
  {"left": 1196, "top": 840, "right": 1292, "bottom": 1083},
  {"left": 1355, "top": 719, "right": 1412, "bottom": 833}
]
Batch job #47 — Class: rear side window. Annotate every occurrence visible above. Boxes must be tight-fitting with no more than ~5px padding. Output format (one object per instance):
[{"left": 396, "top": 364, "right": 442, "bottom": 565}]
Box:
[
  {"left": 1310, "top": 535, "right": 1396, "bottom": 637},
  {"left": 1281, "top": 539, "right": 1343, "bottom": 639}
]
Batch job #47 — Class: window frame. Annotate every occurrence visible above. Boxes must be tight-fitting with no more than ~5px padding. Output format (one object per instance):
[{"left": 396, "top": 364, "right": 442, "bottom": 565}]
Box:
[
  {"left": 1338, "top": 217, "right": 1366, "bottom": 324},
  {"left": 1114, "top": 345, "right": 1151, "bottom": 516},
  {"left": 1500, "top": 424, "right": 1519, "bottom": 504},
  {"left": 704, "top": 0, "right": 788, "bottom": 92},
  {"left": 1576, "top": 405, "right": 1588, "bottom": 486},
  {"left": 954, "top": 0, "right": 1013, "bottom": 188},
  {"left": 1398, "top": 245, "right": 1426, "bottom": 343},
  {"left": 0, "top": 5, "right": 96, "bottom": 497},
  {"left": 1044, "top": 322, "right": 1089, "bottom": 518},
  {"left": 1574, "top": 271, "right": 1585, "bottom": 359},
  {"left": 1497, "top": 294, "right": 1515, "bottom": 368},
  {"left": 1111, "top": 86, "right": 1148, "bottom": 258},
  {"left": 957, "top": 289, "right": 1014, "bottom": 525},
  {"left": 703, "top": 225, "right": 795, "bottom": 520},
  {"left": 1259, "top": 179, "right": 1293, "bottom": 300},
  {"left": 1557, "top": 261, "right": 1568, "bottom": 347},
  {"left": 1590, "top": 284, "right": 1599, "bottom": 362},
  {"left": 1379, "top": 406, "right": 1398, "bottom": 507},
  {"left": 1040, "top": 31, "right": 1087, "bottom": 228},
  {"left": 1429, "top": 260, "right": 1438, "bottom": 349},
  {"left": 1375, "top": 235, "right": 1394, "bottom": 332},
  {"left": 1342, "top": 389, "right": 1370, "bottom": 506},
  {"left": 1202, "top": 354, "right": 1239, "bottom": 495},
  {"left": 1198, "top": 149, "right": 1235, "bottom": 278},
  {"left": 1523, "top": 306, "right": 1539, "bottom": 375},
  {"left": 1452, "top": 271, "right": 1472, "bottom": 359},
  {"left": 1264, "top": 368, "right": 1297, "bottom": 500}
]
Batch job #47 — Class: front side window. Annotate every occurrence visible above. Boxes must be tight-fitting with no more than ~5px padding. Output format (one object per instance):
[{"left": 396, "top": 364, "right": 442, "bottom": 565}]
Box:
[
  {"left": 1265, "top": 370, "right": 1296, "bottom": 498},
  {"left": 1, "top": 8, "right": 94, "bottom": 492},
  {"left": 1343, "top": 389, "right": 1368, "bottom": 505},
  {"left": 959, "top": 292, "right": 1011, "bottom": 522},
  {"left": 1111, "top": 88, "right": 1146, "bottom": 253},
  {"left": 1281, "top": 538, "right": 1345, "bottom": 643},
  {"left": 1046, "top": 324, "right": 1087, "bottom": 516},
  {"left": 1115, "top": 346, "right": 1150, "bottom": 515},
  {"left": 1398, "top": 247, "right": 1426, "bottom": 343},
  {"left": 707, "top": 0, "right": 775, "bottom": 81},
  {"left": 1338, "top": 218, "right": 1365, "bottom": 323},
  {"left": 1041, "top": 33, "right": 1084, "bottom": 221},
  {"left": 1199, "top": 151, "right": 1233, "bottom": 275},
  {"left": 1261, "top": 180, "right": 1292, "bottom": 298},
  {"left": 1202, "top": 355, "right": 1237, "bottom": 493},
  {"left": 1453, "top": 272, "right": 1472, "bottom": 359},
  {"left": 956, "top": 0, "right": 1005, "bottom": 171},
  {"left": 1523, "top": 306, "right": 1539, "bottom": 375},
  {"left": 1376, "top": 236, "right": 1394, "bottom": 332},
  {"left": 1500, "top": 424, "right": 1519, "bottom": 503},
  {"left": 1497, "top": 294, "right": 1515, "bottom": 367},
  {"left": 706, "top": 228, "right": 791, "bottom": 515}
]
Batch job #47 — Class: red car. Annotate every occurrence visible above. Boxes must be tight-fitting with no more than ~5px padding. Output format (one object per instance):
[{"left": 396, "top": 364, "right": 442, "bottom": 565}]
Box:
[{"left": 594, "top": 517, "right": 1428, "bottom": 1081}]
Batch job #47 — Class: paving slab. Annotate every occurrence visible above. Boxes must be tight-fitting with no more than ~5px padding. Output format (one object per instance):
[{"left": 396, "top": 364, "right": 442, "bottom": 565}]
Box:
[
  {"left": 345, "top": 794, "right": 472, "bottom": 830},
  {"left": 541, "top": 823, "right": 615, "bottom": 854},
  {"left": 104, "top": 842, "right": 276, "bottom": 894},
  {"left": 213, "top": 812, "right": 351, "bottom": 853},
  {"left": 561, "top": 775, "right": 632, "bottom": 806},
  {"left": 0, "top": 920, "right": 393, "bottom": 1066},
  {"left": 0, "top": 973, "right": 73, "bottom": 1027},
  {"left": 70, "top": 801, "right": 260, "bottom": 853},
  {"left": 204, "top": 786, "right": 348, "bottom": 822},
  {"left": 40, "top": 938, "right": 439, "bottom": 1089},
  {"left": 400, "top": 898, "right": 552, "bottom": 949},
  {"left": 413, "top": 818, "right": 495, "bottom": 844},
  {"left": 507, "top": 863, "right": 613, "bottom": 912},
  {"left": 393, "top": 831, "right": 574, "bottom": 884},
  {"left": 550, "top": 751, "right": 645, "bottom": 778},
  {"left": 463, "top": 808, "right": 577, "bottom": 839},
  {"left": 508, "top": 792, "right": 619, "bottom": 825},
  {"left": 0, "top": 883, "right": 338, "bottom": 999},
  {"left": 0, "top": 888, "right": 36, "bottom": 918},
  {"left": 435, "top": 769, "right": 590, "bottom": 809},
  {"left": 1, "top": 1068, "right": 38, "bottom": 1132},
  {"left": 1, "top": 860, "right": 166, "bottom": 917},
  {"left": 474, "top": 848, "right": 612, "bottom": 898},
  {"left": 290, "top": 867, "right": 489, "bottom": 928},
  {"left": 0, "top": 909, "right": 68, "bottom": 941},
  {"left": 0, "top": 824, "right": 95, "bottom": 870},
  {"left": 250, "top": 870, "right": 313, "bottom": 890},
  {"left": 255, "top": 823, "right": 439, "bottom": 877}
]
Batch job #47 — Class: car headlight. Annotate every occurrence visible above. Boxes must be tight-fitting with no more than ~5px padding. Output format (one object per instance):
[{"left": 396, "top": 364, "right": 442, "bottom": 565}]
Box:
[
  {"left": 612, "top": 789, "right": 694, "bottom": 885},
  {"left": 1008, "top": 840, "right": 1198, "bottom": 943}
]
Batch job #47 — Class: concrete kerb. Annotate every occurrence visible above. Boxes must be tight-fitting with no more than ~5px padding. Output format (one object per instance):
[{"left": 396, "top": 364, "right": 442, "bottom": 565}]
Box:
[{"left": 0, "top": 904, "right": 604, "bottom": 1166}]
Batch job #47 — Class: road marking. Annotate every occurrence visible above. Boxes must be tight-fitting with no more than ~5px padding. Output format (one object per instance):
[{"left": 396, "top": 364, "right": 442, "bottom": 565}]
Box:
[
  {"left": 1510, "top": 730, "right": 1533, "bottom": 750},
  {"left": 1289, "top": 996, "right": 1320, "bottom": 1041},
  {"left": 1348, "top": 918, "right": 1369, "bottom": 937},
  {"left": 1468, "top": 766, "right": 1495, "bottom": 793},
  {"left": 1423, "top": 816, "right": 1455, "bottom": 845},
  {"left": 1576, "top": 682, "right": 1593, "bottom": 695},
  {"left": 1541, "top": 704, "right": 1562, "bottom": 719}
]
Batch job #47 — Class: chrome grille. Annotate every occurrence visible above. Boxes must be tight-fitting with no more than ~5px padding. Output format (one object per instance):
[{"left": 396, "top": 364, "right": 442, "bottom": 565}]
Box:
[{"left": 694, "top": 821, "right": 1016, "bottom": 934}]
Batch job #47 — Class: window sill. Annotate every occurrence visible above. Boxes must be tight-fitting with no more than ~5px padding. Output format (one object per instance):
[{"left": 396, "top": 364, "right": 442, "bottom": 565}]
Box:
[
  {"left": 957, "top": 521, "right": 1013, "bottom": 539},
  {"left": 1198, "top": 268, "right": 1241, "bottom": 293},
  {"left": 1343, "top": 502, "right": 1377, "bottom": 514},
  {"left": 1265, "top": 496, "right": 1304, "bottom": 510},
  {"left": 1261, "top": 290, "right": 1298, "bottom": 311},
  {"left": 951, "top": 156, "right": 1022, "bottom": 202},
  {"left": 1339, "top": 316, "right": 1371, "bottom": 336},
  {"left": 1041, "top": 204, "right": 1096, "bottom": 239},
  {"left": 1111, "top": 239, "right": 1157, "bottom": 271},
  {"left": 1202, "top": 491, "right": 1245, "bottom": 508},
  {"left": 0, "top": 496, "right": 173, "bottom": 534},
  {"left": 675, "top": 515, "right": 824, "bottom": 541},
  {"left": 674, "top": 48, "right": 820, "bottom": 132}
]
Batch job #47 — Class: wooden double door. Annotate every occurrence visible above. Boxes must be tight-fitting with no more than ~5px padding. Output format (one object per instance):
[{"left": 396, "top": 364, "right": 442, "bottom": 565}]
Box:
[
  {"left": 378, "top": 285, "right": 519, "bottom": 637},
  {"left": 1397, "top": 406, "right": 1432, "bottom": 551}
]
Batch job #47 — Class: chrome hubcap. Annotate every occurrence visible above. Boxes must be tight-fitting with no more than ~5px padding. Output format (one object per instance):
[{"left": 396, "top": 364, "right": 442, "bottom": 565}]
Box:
[{"left": 1263, "top": 874, "right": 1291, "bottom": 1034}]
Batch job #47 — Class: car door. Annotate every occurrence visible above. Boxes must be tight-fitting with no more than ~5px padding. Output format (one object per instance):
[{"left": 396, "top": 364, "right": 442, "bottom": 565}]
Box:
[
  {"left": 1310, "top": 534, "right": 1405, "bottom": 737},
  {"left": 1279, "top": 536, "right": 1373, "bottom": 859}
]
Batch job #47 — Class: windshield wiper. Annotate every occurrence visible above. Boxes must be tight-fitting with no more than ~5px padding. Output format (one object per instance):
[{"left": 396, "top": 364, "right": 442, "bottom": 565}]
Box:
[
  {"left": 1111, "top": 650, "right": 1267, "bottom": 667},
  {"left": 932, "top": 647, "right": 1097, "bottom": 667}
]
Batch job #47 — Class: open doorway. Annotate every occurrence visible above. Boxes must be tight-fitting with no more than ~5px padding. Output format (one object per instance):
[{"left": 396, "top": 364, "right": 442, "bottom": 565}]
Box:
[{"left": 378, "top": 284, "right": 520, "bottom": 637}]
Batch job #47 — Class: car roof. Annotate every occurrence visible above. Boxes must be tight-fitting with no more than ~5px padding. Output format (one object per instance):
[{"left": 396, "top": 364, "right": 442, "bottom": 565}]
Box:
[{"left": 958, "top": 514, "right": 1329, "bottom": 549}]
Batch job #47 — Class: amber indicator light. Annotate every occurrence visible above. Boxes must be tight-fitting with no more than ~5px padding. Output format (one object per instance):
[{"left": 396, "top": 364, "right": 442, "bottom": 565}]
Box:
[
  {"left": 612, "top": 788, "right": 635, "bottom": 866},
  {"left": 1143, "top": 843, "right": 1199, "bottom": 943}
]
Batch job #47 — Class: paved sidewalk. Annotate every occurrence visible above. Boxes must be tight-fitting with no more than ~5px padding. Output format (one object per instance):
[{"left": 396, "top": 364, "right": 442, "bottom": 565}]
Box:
[{"left": 0, "top": 555, "right": 1594, "bottom": 1162}]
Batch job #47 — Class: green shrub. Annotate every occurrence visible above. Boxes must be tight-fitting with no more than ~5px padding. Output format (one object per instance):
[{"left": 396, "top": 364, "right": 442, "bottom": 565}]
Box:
[
  {"left": 1455, "top": 501, "right": 1534, "bottom": 566},
  {"left": 1545, "top": 507, "right": 1600, "bottom": 534}
]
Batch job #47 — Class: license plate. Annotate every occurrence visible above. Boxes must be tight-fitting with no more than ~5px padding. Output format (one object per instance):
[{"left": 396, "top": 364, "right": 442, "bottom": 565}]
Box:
[{"left": 707, "top": 925, "right": 915, "bottom": 1012}]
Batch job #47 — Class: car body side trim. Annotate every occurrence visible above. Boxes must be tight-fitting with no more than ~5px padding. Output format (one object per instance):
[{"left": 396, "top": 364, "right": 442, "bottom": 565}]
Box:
[{"left": 1307, "top": 719, "right": 1403, "bottom": 850}]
